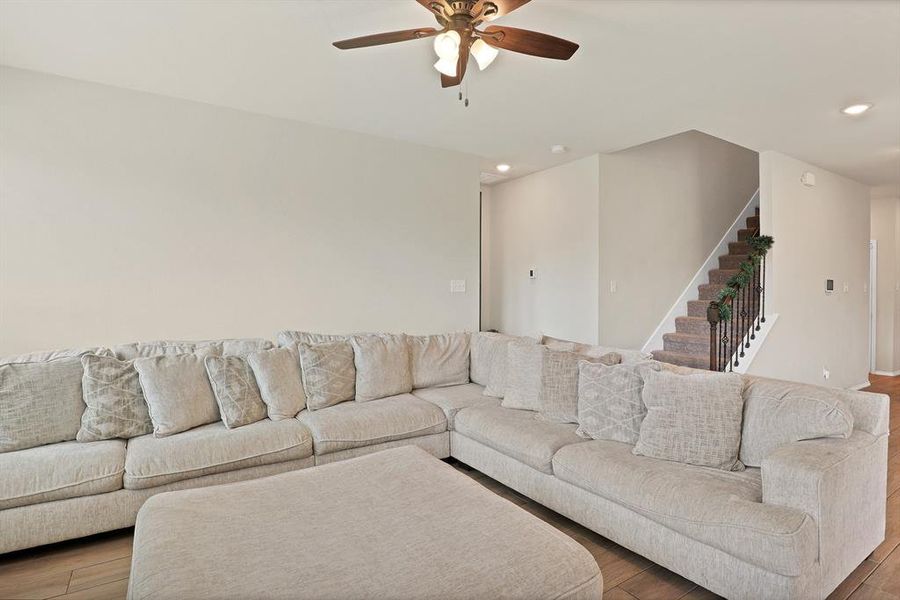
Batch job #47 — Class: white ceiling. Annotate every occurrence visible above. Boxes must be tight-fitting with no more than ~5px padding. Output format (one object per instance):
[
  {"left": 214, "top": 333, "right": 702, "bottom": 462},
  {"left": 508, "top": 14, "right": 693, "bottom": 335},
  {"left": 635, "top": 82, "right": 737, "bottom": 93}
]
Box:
[{"left": 1, "top": 0, "right": 899, "bottom": 185}]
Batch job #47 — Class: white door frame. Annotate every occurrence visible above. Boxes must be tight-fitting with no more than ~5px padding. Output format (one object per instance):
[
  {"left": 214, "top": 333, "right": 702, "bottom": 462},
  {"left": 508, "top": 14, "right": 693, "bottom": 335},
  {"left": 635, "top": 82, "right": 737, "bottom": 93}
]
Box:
[{"left": 869, "top": 240, "right": 877, "bottom": 372}]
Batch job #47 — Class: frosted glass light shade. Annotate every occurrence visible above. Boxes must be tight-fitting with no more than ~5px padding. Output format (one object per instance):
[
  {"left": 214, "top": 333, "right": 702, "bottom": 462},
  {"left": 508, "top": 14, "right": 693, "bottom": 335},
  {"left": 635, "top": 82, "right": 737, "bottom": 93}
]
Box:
[
  {"left": 433, "top": 31, "right": 461, "bottom": 60},
  {"left": 434, "top": 57, "right": 458, "bottom": 77},
  {"left": 471, "top": 39, "right": 498, "bottom": 70}
]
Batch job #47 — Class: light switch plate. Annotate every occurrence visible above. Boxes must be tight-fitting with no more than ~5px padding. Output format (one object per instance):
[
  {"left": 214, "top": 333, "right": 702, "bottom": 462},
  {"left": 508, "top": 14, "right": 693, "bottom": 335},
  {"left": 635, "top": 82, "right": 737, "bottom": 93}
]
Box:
[{"left": 450, "top": 280, "right": 466, "bottom": 293}]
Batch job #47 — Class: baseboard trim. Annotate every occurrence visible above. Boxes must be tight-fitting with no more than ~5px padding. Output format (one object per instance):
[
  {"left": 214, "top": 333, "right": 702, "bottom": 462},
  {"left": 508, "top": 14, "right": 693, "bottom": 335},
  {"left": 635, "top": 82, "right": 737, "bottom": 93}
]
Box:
[
  {"left": 871, "top": 370, "right": 900, "bottom": 377},
  {"left": 849, "top": 381, "right": 872, "bottom": 390}
]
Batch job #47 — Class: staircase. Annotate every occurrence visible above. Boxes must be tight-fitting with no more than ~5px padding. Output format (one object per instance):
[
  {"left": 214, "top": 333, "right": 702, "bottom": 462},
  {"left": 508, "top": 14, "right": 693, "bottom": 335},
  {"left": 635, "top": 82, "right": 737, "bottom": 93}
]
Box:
[{"left": 652, "top": 208, "right": 760, "bottom": 369}]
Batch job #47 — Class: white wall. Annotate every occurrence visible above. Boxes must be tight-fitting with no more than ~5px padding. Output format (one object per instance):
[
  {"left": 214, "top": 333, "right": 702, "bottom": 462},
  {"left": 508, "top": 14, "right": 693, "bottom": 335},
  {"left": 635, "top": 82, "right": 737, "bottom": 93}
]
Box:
[
  {"left": 869, "top": 186, "right": 900, "bottom": 375},
  {"left": 481, "top": 155, "right": 600, "bottom": 342},
  {"left": 0, "top": 67, "right": 481, "bottom": 355},
  {"left": 750, "top": 151, "right": 870, "bottom": 389},
  {"left": 598, "top": 130, "right": 759, "bottom": 349}
]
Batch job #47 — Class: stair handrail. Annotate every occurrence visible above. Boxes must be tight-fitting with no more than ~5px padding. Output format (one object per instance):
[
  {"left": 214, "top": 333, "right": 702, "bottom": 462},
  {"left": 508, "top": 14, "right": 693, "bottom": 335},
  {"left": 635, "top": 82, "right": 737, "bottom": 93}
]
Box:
[{"left": 706, "top": 230, "right": 774, "bottom": 371}]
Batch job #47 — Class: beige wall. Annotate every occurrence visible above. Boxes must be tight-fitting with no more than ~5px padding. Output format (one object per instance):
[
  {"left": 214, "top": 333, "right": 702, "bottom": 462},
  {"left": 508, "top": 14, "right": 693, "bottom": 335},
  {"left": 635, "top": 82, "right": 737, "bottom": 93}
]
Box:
[
  {"left": 0, "top": 67, "right": 481, "bottom": 356},
  {"left": 749, "top": 151, "right": 870, "bottom": 388},
  {"left": 869, "top": 188, "right": 900, "bottom": 374},
  {"left": 598, "top": 131, "right": 759, "bottom": 349},
  {"left": 481, "top": 156, "right": 600, "bottom": 343}
]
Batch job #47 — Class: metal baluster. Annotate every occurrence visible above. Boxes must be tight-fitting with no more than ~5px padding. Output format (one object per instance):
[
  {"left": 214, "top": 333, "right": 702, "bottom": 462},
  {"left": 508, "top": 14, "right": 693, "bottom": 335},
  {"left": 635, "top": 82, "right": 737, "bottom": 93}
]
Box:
[
  {"left": 750, "top": 261, "right": 758, "bottom": 341},
  {"left": 760, "top": 254, "right": 766, "bottom": 325}
]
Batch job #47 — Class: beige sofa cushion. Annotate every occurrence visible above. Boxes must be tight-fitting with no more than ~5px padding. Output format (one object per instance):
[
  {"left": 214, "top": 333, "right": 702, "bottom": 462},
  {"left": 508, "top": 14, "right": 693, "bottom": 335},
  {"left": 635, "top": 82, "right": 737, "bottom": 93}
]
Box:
[
  {"left": 297, "top": 393, "right": 447, "bottom": 455},
  {"left": 553, "top": 440, "right": 816, "bottom": 577},
  {"left": 298, "top": 341, "right": 356, "bottom": 410},
  {"left": 276, "top": 331, "right": 351, "bottom": 348},
  {"left": 351, "top": 334, "right": 412, "bottom": 402},
  {"left": 247, "top": 348, "right": 306, "bottom": 420},
  {"left": 740, "top": 376, "right": 855, "bottom": 467},
  {"left": 634, "top": 369, "right": 745, "bottom": 471},
  {"left": 204, "top": 356, "right": 268, "bottom": 428},
  {"left": 537, "top": 350, "right": 603, "bottom": 424},
  {"left": 408, "top": 333, "right": 470, "bottom": 389},
  {"left": 0, "top": 439, "right": 125, "bottom": 509},
  {"left": 576, "top": 361, "right": 656, "bottom": 445},
  {"left": 541, "top": 335, "right": 651, "bottom": 365},
  {"left": 124, "top": 419, "right": 312, "bottom": 489},
  {"left": 134, "top": 354, "right": 220, "bottom": 437},
  {"left": 502, "top": 343, "right": 544, "bottom": 411},
  {"left": 454, "top": 405, "right": 586, "bottom": 474},
  {"left": 411, "top": 383, "right": 499, "bottom": 429},
  {"left": 78, "top": 354, "right": 153, "bottom": 442},
  {"left": 113, "top": 339, "right": 272, "bottom": 360},
  {"left": 0, "top": 349, "right": 100, "bottom": 453}
]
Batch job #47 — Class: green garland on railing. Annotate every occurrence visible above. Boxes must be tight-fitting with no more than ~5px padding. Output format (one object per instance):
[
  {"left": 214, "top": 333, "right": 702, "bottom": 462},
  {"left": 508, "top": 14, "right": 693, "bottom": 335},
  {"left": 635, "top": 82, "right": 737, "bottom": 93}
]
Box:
[{"left": 713, "top": 234, "right": 774, "bottom": 322}]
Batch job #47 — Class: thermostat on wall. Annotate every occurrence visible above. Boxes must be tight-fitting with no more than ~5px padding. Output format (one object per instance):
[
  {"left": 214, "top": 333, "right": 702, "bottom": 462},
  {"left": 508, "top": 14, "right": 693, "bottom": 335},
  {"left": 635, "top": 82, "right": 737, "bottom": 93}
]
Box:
[{"left": 801, "top": 171, "right": 816, "bottom": 187}]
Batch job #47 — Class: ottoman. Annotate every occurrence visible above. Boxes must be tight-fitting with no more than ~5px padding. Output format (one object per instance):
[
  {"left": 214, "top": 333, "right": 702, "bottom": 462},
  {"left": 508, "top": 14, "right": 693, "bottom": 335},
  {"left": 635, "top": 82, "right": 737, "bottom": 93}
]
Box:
[{"left": 128, "top": 445, "right": 602, "bottom": 600}]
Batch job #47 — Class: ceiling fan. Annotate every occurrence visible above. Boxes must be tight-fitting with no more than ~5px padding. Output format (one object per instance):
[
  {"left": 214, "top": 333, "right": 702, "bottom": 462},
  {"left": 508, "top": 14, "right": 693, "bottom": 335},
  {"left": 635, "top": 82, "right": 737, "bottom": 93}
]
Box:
[{"left": 332, "top": 0, "right": 579, "bottom": 88}]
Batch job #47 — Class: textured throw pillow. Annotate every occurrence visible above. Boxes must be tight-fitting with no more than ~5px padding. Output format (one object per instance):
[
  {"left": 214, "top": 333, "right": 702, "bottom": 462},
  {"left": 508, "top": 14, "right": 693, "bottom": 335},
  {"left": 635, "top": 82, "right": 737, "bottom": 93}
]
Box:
[
  {"left": 409, "top": 332, "right": 470, "bottom": 389},
  {"left": 537, "top": 350, "right": 604, "bottom": 424},
  {"left": 502, "top": 343, "right": 545, "bottom": 411},
  {"left": 576, "top": 361, "right": 658, "bottom": 444},
  {"left": 634, "top": 369, "right": 745, "bottom": 471},
  {"left": 298, "top": 341, "right": 356, "bottom": 410},
  {"left": 78, "top": 354, "right": 153, "bottom": 442},
  {"left": 0, "top": 351, "right": 96, "bottom": 453},
  {"left": 113, "top": 341, "right": 223, "bottom": 360},
  {"left": 469, "top": 332, "right": 500, "bottom": 386},
  {"left": 204, "top": 356, "right": 268, "bottom": 428},
  {"left": 247, "top": 348, "right": 306, "bottom": 420},
  {"left": 134, "top": 354, "right": 220, "bottom": 437},
  {"left": 483, "top": 335, "right": 538, "bottom": 398},
  {"left": 351, "top": 334, "right": 412, "bottom": 402},
  {"left": 739, "top": 376, "right": 855, "bottom": 466},
  {"left": 276, "top": 331, "right": 355, "bottom": 348}
]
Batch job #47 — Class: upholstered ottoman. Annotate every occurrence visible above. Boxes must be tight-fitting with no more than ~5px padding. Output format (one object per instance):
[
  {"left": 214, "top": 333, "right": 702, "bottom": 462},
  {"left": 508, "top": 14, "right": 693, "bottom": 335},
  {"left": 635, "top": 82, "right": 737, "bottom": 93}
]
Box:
[{"left": 128, "top": 445, "right": 602, "bottom": 600}]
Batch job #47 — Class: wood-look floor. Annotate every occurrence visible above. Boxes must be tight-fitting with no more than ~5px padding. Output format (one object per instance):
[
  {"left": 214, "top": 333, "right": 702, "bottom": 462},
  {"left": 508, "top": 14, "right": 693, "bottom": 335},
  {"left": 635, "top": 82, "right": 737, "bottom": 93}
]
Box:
[{"left": 1, "top": 375, "right": 898, "bottom": 600}]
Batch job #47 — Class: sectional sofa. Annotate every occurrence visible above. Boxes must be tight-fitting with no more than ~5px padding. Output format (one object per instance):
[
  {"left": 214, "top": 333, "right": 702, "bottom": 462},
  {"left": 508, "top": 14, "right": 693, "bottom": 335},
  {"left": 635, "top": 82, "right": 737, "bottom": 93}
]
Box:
[{"left": 0, "top": 331, "right": 890, "bottom": 600}]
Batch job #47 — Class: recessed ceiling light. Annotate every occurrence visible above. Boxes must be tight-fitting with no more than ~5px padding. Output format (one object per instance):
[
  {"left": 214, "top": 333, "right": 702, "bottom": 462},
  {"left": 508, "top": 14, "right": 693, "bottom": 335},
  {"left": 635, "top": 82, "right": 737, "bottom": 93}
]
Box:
[
  {"left": 551, "top": 145, "right": 568, "bottom": 154},
  {"left": 842, "top": 103, "right": 872, "bottom": 116},
  {"left": 496, "top": 164, "right": 511, "bottom": 173}
]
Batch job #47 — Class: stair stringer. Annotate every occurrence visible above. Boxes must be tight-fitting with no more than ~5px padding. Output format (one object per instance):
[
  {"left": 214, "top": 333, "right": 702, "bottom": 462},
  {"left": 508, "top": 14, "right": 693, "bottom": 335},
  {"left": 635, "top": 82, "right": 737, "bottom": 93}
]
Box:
[{"left": 641, "top": 189, "right": 760, "bottom": 354}]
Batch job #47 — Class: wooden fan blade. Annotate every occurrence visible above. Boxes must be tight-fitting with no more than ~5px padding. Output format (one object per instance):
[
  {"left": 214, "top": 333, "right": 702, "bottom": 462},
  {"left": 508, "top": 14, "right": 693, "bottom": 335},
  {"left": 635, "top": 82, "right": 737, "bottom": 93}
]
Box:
[
  {"left": 441, "top": 40, "right": 470, "bottom": 88},
  {"left": 475, "top": 0, "right": 532, "bottom": 21},
  {"left": 481, "top": 25, "right": 578, "bottom": 60},
  {"left": 333, "top": 27, "right": 437, "bottom": 50}
]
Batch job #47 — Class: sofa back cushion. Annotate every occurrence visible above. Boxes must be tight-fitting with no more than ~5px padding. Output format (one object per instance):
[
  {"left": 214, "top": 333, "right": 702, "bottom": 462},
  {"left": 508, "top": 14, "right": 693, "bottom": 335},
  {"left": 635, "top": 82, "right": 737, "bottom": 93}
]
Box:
[
  {"left": 408, "top": 333, "right": 470, "bottom": 389},
  {"left": 204, "top": 356, "right": 268, "bottom": 428},
  {"left": 78, "top": 354, "right": 153, "bottom": 442},
  {"left": 502, "top": 343, "right": 545, "bottom": 411},
  {"left": 739, "top": 376, "right": 855, "bottom": 467},
  {"left": 540, "top": 335, "right": 651, "bottom": 365},
  {"left": 473, "top": 333, "right": 538, "bottom": 397},
  {"left": 247, "top": 348, "right": 306, "bottom": 420},
  {"left": 576, "top": 361, "right": 656, "bottom": 444},
  {"left": 134, "top": 354, "right": 220, "bottom": 437},
  {"left": 276, "top": 331, "right": 353, "bottom": 348},
  {"left": 113, "top": 338, "right": 272, "bottom": 360},
  {"left": 0, "top": 348, "right": 105, "bottom": 452},
  {"left": 634, "top": 369, "right": 745, "bottom": 471},
  {"left": 298, "top": 341, "right": 356, "bottom": 410},
  {"left": 537, "top": 350, "right": 607, "bottom": 424},
  {"left": 351, "top": 334, "right": 412, "bottom": 402}
]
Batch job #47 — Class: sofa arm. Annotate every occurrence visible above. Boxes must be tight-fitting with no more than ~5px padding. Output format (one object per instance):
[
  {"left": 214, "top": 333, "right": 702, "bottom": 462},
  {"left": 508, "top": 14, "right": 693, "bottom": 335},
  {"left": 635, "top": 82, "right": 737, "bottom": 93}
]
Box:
[{"left": 762, "top": 430, "right": 888, "bottom": 596}]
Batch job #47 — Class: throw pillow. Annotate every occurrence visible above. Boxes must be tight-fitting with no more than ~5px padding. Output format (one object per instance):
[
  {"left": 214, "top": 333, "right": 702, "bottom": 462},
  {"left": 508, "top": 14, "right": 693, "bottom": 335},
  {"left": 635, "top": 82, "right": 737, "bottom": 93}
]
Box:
[
  {"left": 0, "top": 350, "right": 97, "bottom": 453},
  {"left": 298, "top": 341, "right": 356, "bottom": 410},
  {"left": 351, "top": 334, "right": 412, "bottom": 402},
  {"left": 469, "top": 332, "right": 501, "bottom": 386},
  {"left": 78, "top": 354, "right": 153, "bottom": 442},
  {"left": 134, "top": 354, "right": 220, "bottom": 437},
  {"left": 204, "top": 356, "right": 268, "bottom": 428},
  {"left": 633, "top": 369, "right": 745, "bottom": 471},
  {"left": 502, "top": 343, "right": 545, "bottom": 411},
  {"left": 739, "top": 376, "right": 855, "bottom": 466},
  {"left": 483, "top": 334, "right": 538, "bottom": 398},
  {"left": 409, "top": 332, "right": 470, "bottom": 389},
  {"left": 576, "top": 361, "right": 658, "bottom": 444},
  {"left": 540, "top": 335, "right": 652, "bottom": 364},
  {"left": 537, "top": 349, "right": 603, "bottom": 424},
  {"left": 247, "top": 348, "right": 306, "bottom": 420},
  {"left": 276, "top": 331, "right": 355, "bottom": 348}
]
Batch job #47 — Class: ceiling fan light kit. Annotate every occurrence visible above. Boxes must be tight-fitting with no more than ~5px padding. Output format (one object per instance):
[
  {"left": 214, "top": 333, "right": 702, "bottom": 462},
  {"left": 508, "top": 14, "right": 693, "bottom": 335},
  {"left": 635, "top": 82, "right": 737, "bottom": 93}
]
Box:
[{"left": 333, "top": 0, "right": 578, "bottom": 88}]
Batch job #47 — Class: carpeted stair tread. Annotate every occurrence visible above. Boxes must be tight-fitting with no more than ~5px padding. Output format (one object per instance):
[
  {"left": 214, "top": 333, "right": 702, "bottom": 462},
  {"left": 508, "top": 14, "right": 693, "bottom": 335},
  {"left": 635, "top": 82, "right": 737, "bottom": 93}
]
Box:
[
  {"left": 675, "top": 316, "right": 714, "bottom": 336},
  {"left": 651, "top": 350, "right": 710, "bottom": 369},
  {"left": 719, "top": 254, "right": 749, "bottom": 270},
  {"left": 708, "top": 269, "right": 739, "bottom": 284},
  {"left": 663, "top": 332, "right": 709, "bottom": 354}
]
